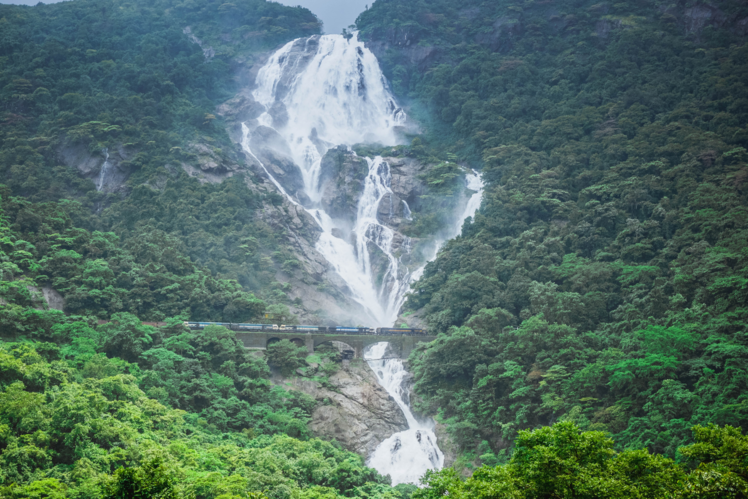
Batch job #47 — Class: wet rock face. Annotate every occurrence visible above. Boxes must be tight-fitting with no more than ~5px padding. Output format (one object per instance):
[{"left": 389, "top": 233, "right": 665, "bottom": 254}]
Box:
[
  {"left": 59, "top": 142, "right": 135, "bottom": 194},
  {"left": 316, "top": 148, "right": 425, "bottom": 292},
  {"left": 216, "top": 91, "right": 265, "bottom": 124},
  {"left": 318, "top": 146, "right": 369, "bottom": 222},
  {"left": 287, "top": 360, "right": 408, "bottom": 457},
  {"left": 318, "top": 148, "right": 424, "bottom": 226},
  {"left": 249, "top": 125, "right": 306, "bottom": 195}
]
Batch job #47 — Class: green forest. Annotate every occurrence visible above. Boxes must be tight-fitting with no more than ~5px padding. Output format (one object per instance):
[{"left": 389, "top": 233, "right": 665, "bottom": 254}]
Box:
[
  {"left": 356, "top": 0, "right": 748, "bottom": 479},
  {"left": 0, "top": 0, "right": 321, "bottom": 321},
  {"left": 2, "top": 0, "right": 748, "bottom": 496}
]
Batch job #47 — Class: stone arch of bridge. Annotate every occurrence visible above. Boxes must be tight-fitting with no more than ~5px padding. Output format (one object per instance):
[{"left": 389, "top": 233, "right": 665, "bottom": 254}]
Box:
[
  {"left": 316, "top": 340, "right": 355, "bottom": 360},
  {"left": 311, "top": 335, "right": 403, "bottom": 359}
]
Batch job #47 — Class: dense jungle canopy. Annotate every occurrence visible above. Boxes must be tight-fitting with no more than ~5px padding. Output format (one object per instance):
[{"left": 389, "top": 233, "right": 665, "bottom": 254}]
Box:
[{"left": 1, "top": 0, "right": 748, "bottom": 496}]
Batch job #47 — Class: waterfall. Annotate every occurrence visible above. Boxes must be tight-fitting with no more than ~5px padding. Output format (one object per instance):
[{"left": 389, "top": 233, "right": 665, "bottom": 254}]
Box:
[
  {"left": 244, "top": 33, "right": 409, "bottom": 325},
  {"left": 242, "top": 33, "right": 483, "bottom": 326},
  {"left": 402, "top": 200, "right": 413, "bottom": 221},
  {"left": 365, "top": 342, "right": 444, "bottom": 485},
  {"left": 252, "top": 33, "right": 404, "bottom": 202},
  {"left": 96, "top": 148, "right": 110, "bottom": 192},
  {"left": 455, "top": 173, "right": 484, "bottom": 238},
  {"left": 408, "top": 172, "right": 484, "bottom": 284},
  {"left": 240, "top": 33, "right": 487, "bottom": 486}
]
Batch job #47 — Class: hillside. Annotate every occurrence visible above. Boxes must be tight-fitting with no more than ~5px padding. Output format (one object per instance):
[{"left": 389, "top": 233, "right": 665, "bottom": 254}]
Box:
[
  {"left": 357, "top": 0, "right": 748, "bottom": 465},
  {"left": 2, "top": 0, "right": 748, "bottom": 496},
  {"left": 0, "top": 0, "right": 345, "bottom": 324}
]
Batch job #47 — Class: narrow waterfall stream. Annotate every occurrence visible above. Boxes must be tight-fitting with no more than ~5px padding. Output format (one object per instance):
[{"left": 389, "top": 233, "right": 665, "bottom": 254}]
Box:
[
  {"left": 96, "top": 148, "right": 110, "bottom": 192},
  {"left": 365, "top": 342, "right": 443, "bottom": 485}
]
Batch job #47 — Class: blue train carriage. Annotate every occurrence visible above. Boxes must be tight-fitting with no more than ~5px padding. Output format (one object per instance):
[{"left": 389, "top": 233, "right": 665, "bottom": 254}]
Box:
[
  {"left": 327, "top": 326, "right": 375, "bottom": 334},
  {"left": 376, "top": 327, "right": 426, "bottom": 335},
  {"left": 232, "top": 323, "right": 275, "bottom": 331}
]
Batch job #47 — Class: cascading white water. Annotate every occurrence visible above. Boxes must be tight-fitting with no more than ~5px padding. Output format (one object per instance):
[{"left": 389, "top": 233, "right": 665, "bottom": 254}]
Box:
[
  {"left": 242, "top": 32, "right": 484, "bottom": 326},
  {"left": 244, "top": 33, "right": 409, "bottom": 325},
  {"left": 455, "top": 173, "right": 484, "bottom": 238},
  {"left": 365, "top": 342, "right": 443, "bottom": 485},
  {"left": 403, "top": 171, "right": 484, "bottom": 302},
  {"left": 252, "top": 33, "right": 404, "bottom": 202},
  {"left": 96, "top": 148, "right": 110, "bottom": 192},
  {"left": 240, "top": 33, "right": 486, "bottom": 486}
]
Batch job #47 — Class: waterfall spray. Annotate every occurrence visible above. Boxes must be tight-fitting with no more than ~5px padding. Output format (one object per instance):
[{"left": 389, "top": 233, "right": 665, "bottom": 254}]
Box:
[{"left": 365, "top": 342, "right": 444, "bottom": 485}]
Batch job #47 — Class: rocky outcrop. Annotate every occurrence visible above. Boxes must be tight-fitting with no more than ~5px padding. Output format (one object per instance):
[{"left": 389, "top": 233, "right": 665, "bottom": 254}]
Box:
[
  {"left": 216, "top": 91, "right": 265, "bottom": 125},
  {"left": 387, "top": 156, "right": 425, "bottom": 219},
  {"left": 318, "top": 146, "right": 369, "bottom": 223},
  {"left": 434, "top": 421, "right": 458, "bottom": 469},
  {"left": 248, "top": 126, "right": 306, "bottom": 196},
  {"left": 27, "top": 286, "right": 64, "bottom": 311},
  {"left": 365, "top": 36, "right": 439, "bottom": 73},
  {"left": 318, "top": 148, "right": 425, "bottom": 228},
  {"left": 58, "top": 142, "right": 135, "bottom": 194},
  {"left": 286, "top": 359, "right": 409, "bottom": 456}
]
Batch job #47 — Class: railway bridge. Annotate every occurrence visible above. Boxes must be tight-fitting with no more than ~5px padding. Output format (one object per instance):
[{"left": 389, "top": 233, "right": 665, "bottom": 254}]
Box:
[{"left": 235, "top": 331, "right": 437, "bottom": 359}]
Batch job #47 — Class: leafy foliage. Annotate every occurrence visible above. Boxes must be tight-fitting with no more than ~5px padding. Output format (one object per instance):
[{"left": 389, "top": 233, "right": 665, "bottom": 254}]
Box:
[
  {"left": 413, "top": 422, "right": 748, "bottom": 499},
  {"left": 0, "top": 0, "right": 321, "bottom": 316},
  {"left": 0, "top": 188, "right": 265, "bottom": 322},
  {"left": 358, "top": 0, "right": 748, "bottom": 461},
  {"left": 267, "top": 339, "right": 309, "bottom": 376},
  {"left": 0, "top": 343, "right": 397, "bottom": 499}
]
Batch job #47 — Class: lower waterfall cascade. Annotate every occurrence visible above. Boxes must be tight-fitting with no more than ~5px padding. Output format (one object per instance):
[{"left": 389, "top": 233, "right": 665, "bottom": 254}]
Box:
[
  {"left": 364, "top": 342, "right": 444, "bottom": 485},
  {"left": 240, "top": 32, "right": 484, "bottom": 326}
]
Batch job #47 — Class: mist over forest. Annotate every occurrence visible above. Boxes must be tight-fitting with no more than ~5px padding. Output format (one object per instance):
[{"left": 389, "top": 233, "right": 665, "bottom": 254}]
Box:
[{"left": 1, "top": 0, "right": 748, "bottom": 497}]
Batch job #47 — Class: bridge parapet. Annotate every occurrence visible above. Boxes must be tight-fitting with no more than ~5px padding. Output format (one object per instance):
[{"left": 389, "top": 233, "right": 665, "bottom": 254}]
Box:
[{"left": 235, "top": 331, "right": 437, "bottom": 359}]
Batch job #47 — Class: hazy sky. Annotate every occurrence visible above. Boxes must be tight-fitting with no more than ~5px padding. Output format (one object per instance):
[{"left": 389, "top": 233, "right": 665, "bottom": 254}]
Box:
[
  {"left": 0, "top": 0, "right": 371, "bottom": 35},
  {"left": 277, "top": 0, "right": 371, "bottom": 34}
]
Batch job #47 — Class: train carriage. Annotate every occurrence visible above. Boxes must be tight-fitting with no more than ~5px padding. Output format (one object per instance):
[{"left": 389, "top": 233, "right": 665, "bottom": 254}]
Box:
[
  {"left": 182, "top": 322, "right": 424, "bottom": 335},
  {"left": 376, "top": 327, "right": 426, "bottom": 335}
]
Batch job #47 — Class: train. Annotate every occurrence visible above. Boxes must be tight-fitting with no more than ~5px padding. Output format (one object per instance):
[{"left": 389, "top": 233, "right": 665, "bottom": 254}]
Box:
[{"left": 183, "top": 322, "right": 426, "bottom": 335}]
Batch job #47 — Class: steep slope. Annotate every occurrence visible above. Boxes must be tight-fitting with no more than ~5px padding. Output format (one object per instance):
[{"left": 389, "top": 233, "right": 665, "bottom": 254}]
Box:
[
  {"left": 357, "top": 0, "right": 748, "bottom": 461},
  {"left": 0, "top": 0, "right": 329, "bottom": 322}
]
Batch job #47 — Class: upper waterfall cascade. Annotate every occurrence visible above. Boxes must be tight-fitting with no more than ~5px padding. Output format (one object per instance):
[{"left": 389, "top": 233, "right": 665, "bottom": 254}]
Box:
[{"left": 241, "top": 33, "right": 483, "bottom": 326}]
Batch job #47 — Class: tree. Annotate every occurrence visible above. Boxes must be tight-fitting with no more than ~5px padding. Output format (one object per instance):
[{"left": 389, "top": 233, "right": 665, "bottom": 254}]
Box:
[
  {"left": 266, "top": 340, "right": 308, "bottom": 376},
  {"left": 679, "top": 424, "right": 748, "bottom": 498},
  {"left": 416, "top": 422, "right": 687, "bottom": 499},
  {"left": 104, "top": 459, "right": 179, "bottom": 499}
]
